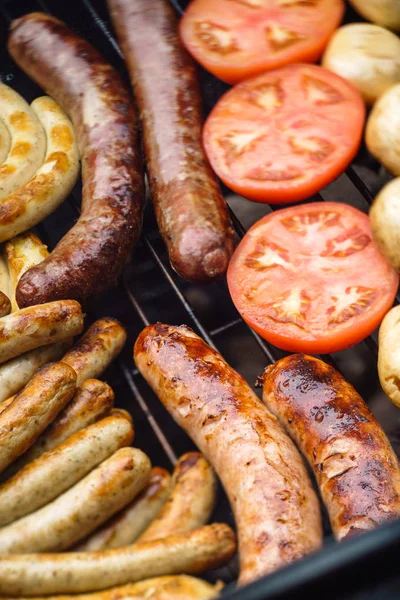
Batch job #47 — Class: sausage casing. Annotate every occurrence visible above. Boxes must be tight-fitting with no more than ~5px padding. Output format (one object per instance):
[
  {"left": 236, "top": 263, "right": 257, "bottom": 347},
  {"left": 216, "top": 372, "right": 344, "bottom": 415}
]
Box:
[
  {"left": 8, "top": 13, "right": 144, "bottom": 307},
  {"left": 108, "top": 0, "right": 234, "bottom": 282},
  {"left": 261, "top": 354, "right": 400, "bottom": 539},
  {"left": 134, "top": 324, "right": 323, "bottom": 585}
]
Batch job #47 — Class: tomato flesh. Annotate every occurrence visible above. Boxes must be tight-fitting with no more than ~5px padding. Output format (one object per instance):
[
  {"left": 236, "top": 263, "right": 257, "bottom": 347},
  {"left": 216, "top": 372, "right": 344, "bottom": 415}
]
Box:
[
  {"left": 180, "top": 0, "right": 345, "bottom": 84},
  {"left": 203, "top": 64, "right": 365, "bottom": 204},
  {"left": 227, "top": 202, "right": 399, "bottom": 353}
]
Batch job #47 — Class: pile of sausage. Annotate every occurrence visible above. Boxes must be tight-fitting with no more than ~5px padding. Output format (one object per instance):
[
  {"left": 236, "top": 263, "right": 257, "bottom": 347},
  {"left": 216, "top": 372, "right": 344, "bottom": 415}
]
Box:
[
  {"left": 135, "top": 324, "right": 400, "bottom": 586},
  {"left": 0, "top": 316, "right": 236, "bottom": 599}
]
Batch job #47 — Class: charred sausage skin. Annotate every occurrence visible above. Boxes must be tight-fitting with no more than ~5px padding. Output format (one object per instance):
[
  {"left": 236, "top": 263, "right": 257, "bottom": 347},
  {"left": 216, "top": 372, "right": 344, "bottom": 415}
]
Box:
[
  {"left": 8, "top": 13, "right": 144, "bottom": 307},
  {"left": 261, "top": 354, "right": 400, "bottom": 540},
  {"left": 108, "top": 0, "right": 234, "bottom": 282},
  {"left": 134, "top": 324, "right": 322, "bottom": 585}
]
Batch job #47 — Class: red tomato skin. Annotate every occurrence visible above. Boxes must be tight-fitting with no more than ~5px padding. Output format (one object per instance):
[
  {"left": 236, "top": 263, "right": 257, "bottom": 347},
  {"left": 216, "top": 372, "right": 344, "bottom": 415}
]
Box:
[{"left": 203, "top": 65, "right": 366, "bottom": 205}]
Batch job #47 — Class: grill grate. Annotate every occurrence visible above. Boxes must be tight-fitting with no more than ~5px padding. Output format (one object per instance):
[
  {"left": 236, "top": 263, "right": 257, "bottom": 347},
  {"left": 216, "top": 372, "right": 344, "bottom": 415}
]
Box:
[{"left": 2, "top": 0, "right": 400, "bottom": 598}]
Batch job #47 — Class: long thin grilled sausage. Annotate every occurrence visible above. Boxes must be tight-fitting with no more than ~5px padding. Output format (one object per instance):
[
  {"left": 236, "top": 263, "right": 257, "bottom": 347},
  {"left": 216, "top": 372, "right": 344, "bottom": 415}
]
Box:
[
  {"left": 0, "top": 447, "right": 150, "bottom": 554},
  {"left": 261, "top": 354, "right": 400, "bottom": 540},
  {"left": 139, "top": 452, "right": 217, "bottom": 543},
  {"left": 11, "top": 576, "right": 222, "bottom": 600},
  {"left": 62, "top": 318, "right": 127, "bottom": 386},
  {"left": 0, "top": 523, "right": 236, "bottom": 595},
  {"left": 76, "top": 467, "right": 171, "bottom": 551},
  {"left": 134, "top": 324, "right": 323, "bottom": 586},
  {"left": 0, "top": 362, "right": 76, "bottom": 473},
  {"left": 0, "top": 300, "right": 83, "bottom": 364},
  {"left": 0, "top": 341, "right": 71, "bottom": 403},
  {"left": 0, "top": 414, "right": 134, "bottom": 527},
  {"left": 108, "top": 0, "right": 234, "bottom": 282},
  {"left": 8, "top": 13, "right": 144, "bottom": 308},
  {"left": 1, "top": 378, "right": 115, "bottom": 481}
]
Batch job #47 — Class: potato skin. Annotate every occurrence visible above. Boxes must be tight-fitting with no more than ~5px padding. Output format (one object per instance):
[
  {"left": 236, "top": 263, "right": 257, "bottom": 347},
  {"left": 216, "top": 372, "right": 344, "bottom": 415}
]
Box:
[{"left": 370, "top": 177, "right": 400, "bottom": 273}]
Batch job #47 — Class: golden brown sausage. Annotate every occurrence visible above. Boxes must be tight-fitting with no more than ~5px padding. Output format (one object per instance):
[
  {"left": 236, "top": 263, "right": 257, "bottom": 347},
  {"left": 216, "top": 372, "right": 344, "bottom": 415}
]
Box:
[
  {"left": 0, "top": 447, "right": 150, "bottom": 554},
  {"left": 11, "top": 576, "right": 222, "bottom": 600},
  {"left": 76, "top": 467, "right": 172, "bottom": 551},
  {"left": 0, "top": 300, "right": 83, "bottom": 364},
  {"left": 0, "top": 523, "right": 236, "bottom": 595},
  {"left": 62, "top": 318, "right": 127, "bottom": 386},
  {"left": 0, "top": 414, "right": 134, "bottom": 526},
  {"left": 134, "top": 324, "right": 323, "bottom": 585},
  {"left": 261, "top": 353, "right": 400, "bottom": 539},
  {"left": 0, "top": 362, "right": 76, "bottom": 473},
  {"left": 139, "top": 452, "right": 216, "bottom": 542}
]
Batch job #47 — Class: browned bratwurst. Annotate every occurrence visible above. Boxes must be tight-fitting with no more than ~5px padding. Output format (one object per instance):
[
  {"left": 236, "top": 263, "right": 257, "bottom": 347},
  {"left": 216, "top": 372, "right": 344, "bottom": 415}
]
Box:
[
  {"left": 261, "top": 354, "right": 400, "bottom": 540},
  {"left": 8, "top": 13, "right": 144, "bottom": 308},
  {"left": 134, "top": 324, "right": 323, "bottom": 586},
  {"left": 108, "top": 0, "right": 234, "bottom": 282}
]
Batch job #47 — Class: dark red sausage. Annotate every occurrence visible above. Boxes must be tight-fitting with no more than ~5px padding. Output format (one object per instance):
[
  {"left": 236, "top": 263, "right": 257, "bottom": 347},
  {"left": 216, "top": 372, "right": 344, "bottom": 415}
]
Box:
[
  {"left": 107, "top": 0, "right": 234, "bottom": 282},
  {"left": 261, "top": 354, "right": 400, "bottom": 540},
  {"left": 8, "top": 13, "right": 144, "bottom": 307}
]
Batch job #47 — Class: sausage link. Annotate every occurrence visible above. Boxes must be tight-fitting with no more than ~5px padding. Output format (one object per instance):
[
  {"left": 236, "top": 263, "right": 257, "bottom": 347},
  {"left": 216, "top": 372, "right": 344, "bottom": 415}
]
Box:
[
  {"left": 8, "top": 13, "right": 144, "bottom": 308},
  {"left": 261, "top": 354, "right": 400, "bottom": 540},
  {"left": 0, "top": 523, "right": 236, "bottom": 595},
  {"left": 62, "top": 317, "right": 127, "bottom": 386},
  {"left": 134, "top": 324, "right": 323, "bottom": 585},
  {"left": 0, "top": 361, "right": 76, "bottom": 473},
  {"left": 0, "top": 414, "right": 134, "bottom": 527},
  {"left": 139, "top": 452, "right": 216, "bottom": 542},
  {"left": 0, "top": 447, "right": 150, "bottom": 554},
  {"left": 76, "top": 467, "right": 172, "bottom": 551},
  {"left": 108, "top": 0, "right": 234, "bottom": 282},
  {"left": 11, "top": 576, "right": 221, "bottom": 600},
  {"left": 2, "top": 378, "right": 115, "bottom": 481},
  {"left": 0, "top": 299, "right": 83, "bottom": 364},
  {"left": 0, "top": 341, "right": 71, "bottom": 403}
]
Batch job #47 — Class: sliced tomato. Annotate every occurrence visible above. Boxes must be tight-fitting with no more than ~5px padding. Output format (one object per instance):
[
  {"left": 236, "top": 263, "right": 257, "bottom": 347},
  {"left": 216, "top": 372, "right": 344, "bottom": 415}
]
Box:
[
  {"left": 203, "top": 64, "right": 365, "bottom": 204},
  {"left": 180, "top": 0, "right": 345, "bottom": 84},
  {"left": 227, "top": 202, "right": 399, "bottom": 353}
]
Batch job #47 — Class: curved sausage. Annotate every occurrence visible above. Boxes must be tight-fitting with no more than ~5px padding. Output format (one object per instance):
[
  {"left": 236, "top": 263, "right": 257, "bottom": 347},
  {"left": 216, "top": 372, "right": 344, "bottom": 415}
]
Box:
[
  {"left": 8, "top": 13, "right": 144, "bottom": 308},
  {"left": 134, "top": 323, "right": 323, "bottom": 586},
  {"left": 139, "top": 452, "right": 216, "bottom": 542},
  {"left": 62, "top": 317, "right": 127, "bottom": 386},
  {"left": 76, "top": 467, "right": 171, "bottom": 551},
  {"left": 108, "top": 0, "right": 234, "bottom": 282},
  {"left": 0, "top": 83, "right": 46, "bottom": 199},
  {"left": 13, "top": 576, "right": 221, "bottom": 600},
  {"left": 0, "top": 414, "right": 134, "bottom": 527},
  {"left": 2, "top": 378, "right": 115, "bottom": 481},
  {"left": 0, "top": 447, "right": 150, "bottom": 554},
  {"left": 0, "top": 523, "right": 236, "bottom": 595},
  {"left": 261, "top": 353, "right": 400, "bottom": 540},
  {"left": 0, "top": 299, "right": 83, "bottom": 364},
  {"left": 0, "top": 361, "right": 76, "bottom": 473},
  {"left": 0, "top": 96, "right": 80, "bottom": 244}
]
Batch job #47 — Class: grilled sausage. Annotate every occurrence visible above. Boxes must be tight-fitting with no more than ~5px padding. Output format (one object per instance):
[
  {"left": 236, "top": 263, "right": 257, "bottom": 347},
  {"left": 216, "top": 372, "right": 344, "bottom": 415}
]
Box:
[
  {"left": 76, "top": 467, "right": 171, "bottom": 551},
  {"left": 0, "top": 447, "right": 150, "bottom": 554},
  {"left": 0, "top": 299, "right": 83, "bottom": 364},
  {"left": 62, "top": 317, "right": 127, "bottom": 386},
  {"left": 8, "top": 13, "right": 144, "bottom": 307},
  {"left": 134, "top": 324, "right": 323, "bottom": 586},
  {"left": 108, "top": 0, "right": 234, "bottom": 282},
  {"left": 0, "top": 118, "right": 11, "bottom": 165},
  {"left": 0, "top": 523, "right": 236, "bottom": 595},
  {"left": 0, "top": 361, "right": 76, "bottom": 473},
  {"left": 12, "top": 576, "right": 222, "bottom": 600},
  {"left": 0, "top": 83, "right": 46, "bottom": 199},
  {"left": 5, "top": 231, "right": 49, "bottom": 311},
  {"left": 0, "top": 414, "right": 134, "bottom": 527},
  {"left": 0, "top": 96, "right": 80, "bottom": 244},
  {"left": 261, "top": 354, "right": 400, "bottom": 540},
  {"left": 139, "top": 452, "right": 216, "bottom": 543},
  {"left": 2, "top": 378, "right": 115, "bottom": 480}
]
